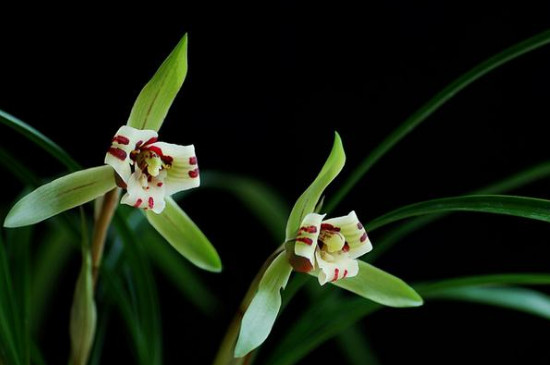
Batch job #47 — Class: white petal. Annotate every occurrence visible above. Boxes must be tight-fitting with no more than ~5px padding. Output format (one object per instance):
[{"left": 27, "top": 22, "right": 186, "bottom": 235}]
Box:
[
  {"left": 315, "top": 249, "right": 359, "bottom": 285},
  {"left": 120, "top": 170, "right": 166, "bottom": 213},
  {"left": 146, "top": 142, "right": 200, "bottom": 195},
  {"left": 104, "top": 126, "right": 158, "bottom": 182},
  {"left": 294, "top": 213, "right": 325, "bottom": 265},
  {"left": 322, "top": 211, "right": 372, "bottom": 259}
]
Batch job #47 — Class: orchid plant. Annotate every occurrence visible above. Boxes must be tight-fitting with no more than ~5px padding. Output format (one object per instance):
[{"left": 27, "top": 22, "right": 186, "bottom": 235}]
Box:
[{"left": 1, "top": 27, "right": 550, "bottom": 365}]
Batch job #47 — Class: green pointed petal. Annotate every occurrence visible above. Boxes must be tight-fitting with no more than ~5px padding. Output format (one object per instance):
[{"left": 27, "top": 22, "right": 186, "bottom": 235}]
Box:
[
  {"left": 127, "top": 34, "right": 189, "bottom": 131},
  {"left": 329, "top": 261, "right": 423, "bottom": 307},
  {"left": 145, "top": 196, "right": 221, "bottom": 272},
  {"left": 285, "top": 132, "right": 345, "bottom": 240},
  {"left": 4, "top": 166, "right": 116, "bottom": 228},
  {"left": 235, "top": 252, "right": 293, "bottom": 358}
]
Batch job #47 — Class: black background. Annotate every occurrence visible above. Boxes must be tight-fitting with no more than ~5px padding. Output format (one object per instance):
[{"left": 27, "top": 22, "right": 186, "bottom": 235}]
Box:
[{"left": 2, "top": 3, "right": 550, "bottom": 364}]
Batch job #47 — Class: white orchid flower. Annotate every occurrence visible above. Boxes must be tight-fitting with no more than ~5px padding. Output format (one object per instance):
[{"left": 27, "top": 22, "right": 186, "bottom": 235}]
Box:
[
  {"left": 105, "top": 125, "right": 199, "bottom": 213},
  {"left": 235, "top": 133, "right": 422, "bottom": 358},
  {"left": 294, "top": 211, "right": 372, "bottom": 284},
  {"left": 4, "top": 34, "right": 221, "bottom": 273}
]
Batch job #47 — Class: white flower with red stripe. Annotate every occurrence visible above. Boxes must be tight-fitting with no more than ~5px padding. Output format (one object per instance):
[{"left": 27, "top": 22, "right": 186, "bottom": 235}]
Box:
[
  {"left": 292, "top": 211, "right": 372, "bottom": 285},
  {"left": 105, "top": 125, "right": 199, "bottom": 213}
]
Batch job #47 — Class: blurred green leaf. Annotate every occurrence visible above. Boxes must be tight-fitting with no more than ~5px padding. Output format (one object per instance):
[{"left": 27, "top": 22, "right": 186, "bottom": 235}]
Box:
[
  {"left": 69, "top": 213, "right": 96, "bottom": 365},
  {"left": 0, "top": 109, "right": 81, "bottom": 171},
  {"left": 202, "top": 172, "right": 288, "bottom": 242},
  {"left": 267, "top": 290, "right": 379, "bottom": 365},
  {"left": 127, "top": 34, "right": 188, "bottom": 131},
  {"left": 141, "top": 228, "right": 219, "bottom": 315},
  {"left": 285, "top": 132, "right": 345, "bottom": 241},
  {"left": 31, "top": 223, "right": 76, "bottom": 334},
  {"left": 269, "top": 272, "right": 550, "bottom": 365},
  {"left": 106, "top": 214, "right": 163, "bottom": 365},
  {"left": 146, "top": 196, "right": 221, "bottom": 272},
  {"left": 368, "top": 195, "right": 550, "bottom": 231},
  {"left": 0, "top": 231, "right": 22, "bottom": 365},
  {"left": 327, "top": 29, "right": 550, "bottom": 212},
  {"left": 427, "top": 286, "right": 550, "bottom": 320},
  {"left": 4, "top": 227, "right": 32, "bottom": 365},
  {"left": 415, "top": 273, "right": 550, "bottom": 293},
  {"left": 370, "top": 161, "right": 550, "bottom": 262},
  {"left": 336, "top": 326, "right": 381, "bottom": 365},
  {"left": 235, "top": 252, "right": 293, "bottom": 358},
  {"left": 0, "top": 146, "right": 40, "bottom": 187},
  {"left": 4, "top": 166, "right": 116, "bottom": 228},
  {"left": 327, "top": 261, "right": 422, "bottom": 307}
]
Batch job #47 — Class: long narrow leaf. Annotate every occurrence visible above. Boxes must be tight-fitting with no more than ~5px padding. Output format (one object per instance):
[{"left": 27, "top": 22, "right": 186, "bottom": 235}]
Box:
[
  {"left": 367, "top": 195, "right": 550, "bottom": 231},
  {"left": 370, "top": 161, "right": 550, "bottom": 261},
  {"left": 0, "top": 109, "right": 81, "bottom": 171},
  {"left": 427, "top": 286, "right": 550, "bottom": 320},
  {"left": 327, "top": 29, "right": 550, "bottom": 212}
]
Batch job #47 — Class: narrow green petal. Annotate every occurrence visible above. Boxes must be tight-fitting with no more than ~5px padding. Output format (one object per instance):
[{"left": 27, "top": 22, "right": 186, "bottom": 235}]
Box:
[
  {"left": 4, "top": 166, "right": 116, "bottom": 228},
  {"left": 329, "top": 261, "right": 423, "bottom": 307},
  {"left": 145, "top": 196, "right": 221, "bottom": 272},
  {"left": 235, "top": 252, "right": 293, "bottom": 358},
  {"left": 127, "top": 34, "right": 189, "bottom": 131},
  {"left": 285, "top": 132, "right": 346, "bottom": 241}
]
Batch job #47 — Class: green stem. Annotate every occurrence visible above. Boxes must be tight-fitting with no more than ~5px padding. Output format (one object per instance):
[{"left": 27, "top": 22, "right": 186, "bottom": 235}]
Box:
[
  {"left": 326, "top": 29, "right": 550, "bottom": 213},
  {"left": 91, "top": 189, "right": 120, "bottom": 288}
]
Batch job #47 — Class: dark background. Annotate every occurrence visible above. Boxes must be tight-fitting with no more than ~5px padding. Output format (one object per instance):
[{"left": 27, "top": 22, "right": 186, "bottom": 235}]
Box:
[{"left": 2, "top": 3, "right": 550, "bottom": 364}]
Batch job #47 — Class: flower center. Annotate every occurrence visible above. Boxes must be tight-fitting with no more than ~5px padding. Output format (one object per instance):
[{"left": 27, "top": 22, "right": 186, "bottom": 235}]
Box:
[
  {"left": 131, "top": 145, "right": 172, "bottom": 178},
  {"left": 318, "top": 224, "right": 350, "bottom": 253}
]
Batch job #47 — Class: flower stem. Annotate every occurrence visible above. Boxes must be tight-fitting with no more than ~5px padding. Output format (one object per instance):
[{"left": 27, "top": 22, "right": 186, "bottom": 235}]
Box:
[
  {"left": 91, "top": 188, "right": 119, "bottom": 287},
  {"left": 213, "top": 247, "right": 284, "bottom": 365}
]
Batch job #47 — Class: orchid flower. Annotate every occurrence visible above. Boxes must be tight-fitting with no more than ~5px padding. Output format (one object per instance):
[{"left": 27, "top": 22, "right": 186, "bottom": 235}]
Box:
[
  {"left": 3, "top": 34, "right": 221, "bottom": 272},
  {"left": 291, "top": 211, "right": 372, "bottom": 284},
  {"left": 105, "top": 125, "right": 199, "bottom": 213},
  {"left": 234, "top": 133, "right": 422, "bottom": 357}
]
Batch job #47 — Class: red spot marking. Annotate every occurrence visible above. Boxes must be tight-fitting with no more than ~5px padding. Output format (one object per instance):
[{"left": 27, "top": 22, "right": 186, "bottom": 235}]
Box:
[
  {"left": 189, "top": 168, "right": 199, "bottom": 178},
  {"left": 189, "top": 156, "right": 197, "bottom": 165},
  {"left": 321, "top": 223, "right": 340, "bottom": 232},
  {"left": 357, "top": 222, "right": 364, "bottom": 230},
  {"left": 108, "top": 147, "right": 127, "bottom": 160},
  {"left": 112, "top": 135, "right": 130, "bottom": 145},
  {"left": 162, "top": 155, "right": 173, "bottom": 164},
  {"left": 130, "top": 150, "right": 139, "bottom": 161},
  {"left": 332, "top": 268, "right": 340, "bottom": 282},
  {"left": 148, "top": 197, "right": 154, "bottom": 209},
  {"left": 296, "top": 237, "right": 313, "bottom": 245},
  {"left": 146, "top": 186, "right": 150, "bottom": 190},
  {"left": 133, "top": 199, "right": 143, "bottom": 208},
  {"left": 135, "top": 140, "right": 143, "bottom": 148},
  {"left": 143, "top": 137, "right": 158, "bottom": 146},
  {"left": 343, "top": 270, "right": 348, "bottom": 278},
  {"left": 157, "top": 182, "right": 163, "bottom": 187},
  {"left": 342, "top": 242, "right": 350, "bottom": 252},
  {"left": 360, "top": 232, "right": 368, "bottom": 242},
  {"left": 299, "top": 225, "right": 317, "bottom": 234},
  {"left": 147, "top": 176, "right": 152, "bottom": 182},
  {"left": 147, "top": 145, "right": 163, "bottom": 156}
]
